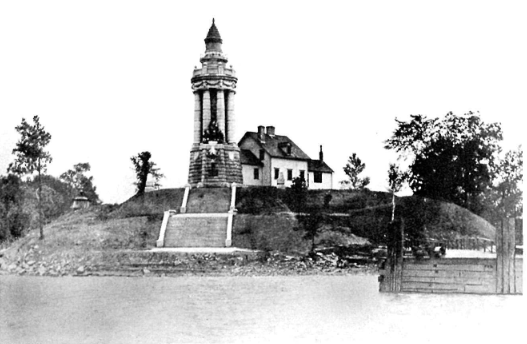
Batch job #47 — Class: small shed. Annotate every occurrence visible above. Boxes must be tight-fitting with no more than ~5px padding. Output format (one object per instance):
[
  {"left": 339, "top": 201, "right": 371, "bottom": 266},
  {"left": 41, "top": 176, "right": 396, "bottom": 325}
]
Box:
[{"left": 71, "top": 195, "right": 90, "bottom": 210}]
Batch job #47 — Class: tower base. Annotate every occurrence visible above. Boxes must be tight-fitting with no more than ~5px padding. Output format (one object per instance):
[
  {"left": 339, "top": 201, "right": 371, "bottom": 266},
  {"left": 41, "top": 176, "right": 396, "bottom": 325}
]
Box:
[{"left": 188, "top": 142, "right": 243, "bottom": 187}]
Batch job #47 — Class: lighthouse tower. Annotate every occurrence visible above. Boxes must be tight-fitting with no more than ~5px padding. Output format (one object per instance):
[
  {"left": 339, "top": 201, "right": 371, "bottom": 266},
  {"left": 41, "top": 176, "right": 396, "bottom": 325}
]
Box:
[{"left": 187, "top": 19, "right": 243, "bottom": 187}]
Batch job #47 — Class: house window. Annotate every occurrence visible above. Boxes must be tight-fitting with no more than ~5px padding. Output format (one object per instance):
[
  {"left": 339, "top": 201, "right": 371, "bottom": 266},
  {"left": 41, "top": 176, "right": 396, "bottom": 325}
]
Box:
[
  {"left": 210, "top": 163, "right": 218, "bottom": 177},
  {"left": 274, "top": 168, "right": 279, "bottom": 179},
  {"left": 299, "top": 170, "right": 305, "bottom": 180},
  {"left": 314, "top": 171, "right": 322, "bottom": 183},
  {"left": 287, "top": 145, "right": 292, "bottom": 155},
  {"left": 259, "top": 149, "right": 265, "bottom": 161},
  {"left": 287, "top": 169, "right": 293, "bottom": 181},
  {"left": 254, "top": 168, "right": 259, "bottom": 180}
]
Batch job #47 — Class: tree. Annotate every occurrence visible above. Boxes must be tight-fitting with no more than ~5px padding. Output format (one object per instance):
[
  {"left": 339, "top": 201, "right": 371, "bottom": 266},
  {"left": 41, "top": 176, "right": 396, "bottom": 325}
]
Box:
[
  {"left": 60, "top": 162, "right": 100, "bottom": 203},
  {"left": 340, "top": 153, "right": 370, "bottom": 190},
  {"left": 0, "top": 174, "right": 29, "bottom": 240},
  {"left": 482, "top": 146, "right": 523, "bottom": 226},
  {"left": 130, "top": 151, "right": 164, "bottom": 195},
  {"left": 385, "top": 111, "right": 502, "bottom": 215},
  {"left": 387, "top": 163, "right": 407, "bottom": 222},
  {"left": 289, "top": 176, "right": 307, "bottom": 212},
  {"left": 303, "top": 205, "right": 325, "bottom": 254},
  {"left": 8, "top": 115, "right": 52, "bottom": 240}
]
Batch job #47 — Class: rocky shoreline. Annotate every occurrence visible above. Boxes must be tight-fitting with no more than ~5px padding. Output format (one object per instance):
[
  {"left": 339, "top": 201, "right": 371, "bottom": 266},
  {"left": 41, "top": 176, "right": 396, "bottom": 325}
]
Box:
[{"left": 0, "top": 247, "right": 380, "bottom": 277}]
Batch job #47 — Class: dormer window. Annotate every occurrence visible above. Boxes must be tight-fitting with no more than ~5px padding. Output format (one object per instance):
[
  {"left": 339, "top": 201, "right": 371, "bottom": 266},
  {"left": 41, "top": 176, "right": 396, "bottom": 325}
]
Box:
[{"left": 278, "top": 142, "right": 292, "bottom": 156}]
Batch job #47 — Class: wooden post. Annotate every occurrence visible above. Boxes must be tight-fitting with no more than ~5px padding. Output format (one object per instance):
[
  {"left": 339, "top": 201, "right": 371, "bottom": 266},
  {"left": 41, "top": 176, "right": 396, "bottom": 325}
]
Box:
[
  {"left": 496, "top": 218, "right": 516, "bottom": 294},
  {"left": 379, "top": 219, "right": 404, "bottom": 293}
]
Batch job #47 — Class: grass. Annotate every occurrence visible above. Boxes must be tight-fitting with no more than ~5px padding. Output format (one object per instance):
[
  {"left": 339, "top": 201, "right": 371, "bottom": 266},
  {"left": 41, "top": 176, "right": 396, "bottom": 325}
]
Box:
[{"left": 0, "top": 187, "right": 497, "bottom": 275}]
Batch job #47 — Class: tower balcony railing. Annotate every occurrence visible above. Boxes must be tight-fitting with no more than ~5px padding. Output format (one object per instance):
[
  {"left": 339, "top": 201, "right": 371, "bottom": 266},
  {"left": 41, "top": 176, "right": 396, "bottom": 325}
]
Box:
[
  {"left": 200, "top": 52, "right": 228, "bottom": 60},
  {"left": 192, "top": 67, "right": 236, "bottom": 77}
]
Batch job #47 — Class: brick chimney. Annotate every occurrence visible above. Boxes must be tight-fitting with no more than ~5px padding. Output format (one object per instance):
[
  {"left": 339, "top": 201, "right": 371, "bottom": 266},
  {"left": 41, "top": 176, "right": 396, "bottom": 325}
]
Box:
[
  {"left": 258, "top": 125, "right": 265, "bottom": 141},
  {"left": 266, "top": 126, "right": 275, "bottom": 136},
  {"left": 319, "top": 145, "right": 324, "bottom": 162}
]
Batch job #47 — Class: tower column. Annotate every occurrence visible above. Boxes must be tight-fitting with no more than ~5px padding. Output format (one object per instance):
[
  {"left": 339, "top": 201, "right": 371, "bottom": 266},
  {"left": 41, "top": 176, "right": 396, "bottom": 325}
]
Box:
[
  {"left": 202, "top": 90, "right": 211, "bottom": 137},
  {"left": 193, "top": 92, "right": 201, "bottom": 143},
  {"left": 226, "top": 91, "right": 236, "bottom": 144},
  {"left": 216, "top": 89, "right": 226, "bottom": 139}
]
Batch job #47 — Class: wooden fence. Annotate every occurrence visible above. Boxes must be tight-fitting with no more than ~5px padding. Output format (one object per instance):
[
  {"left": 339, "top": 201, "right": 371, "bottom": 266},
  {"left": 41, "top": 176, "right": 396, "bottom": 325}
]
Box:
[{"left": 379, "top": 218, "right": 522, "bottom": 294}]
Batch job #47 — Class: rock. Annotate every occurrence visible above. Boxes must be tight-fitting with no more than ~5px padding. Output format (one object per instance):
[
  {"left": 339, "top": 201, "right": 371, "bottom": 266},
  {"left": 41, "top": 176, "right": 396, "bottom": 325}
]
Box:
[
  {"left": 142, "top": 268, "right": 150, "bottom": 274},
  {"left": 8, "top": 263, "right": 17, "bottom": 272},
  {"left": 27, "top": 260, "right": 36, "bottom": 266},
  {"left": 76, "top": 266, "right": 85, "bottom": 274},
  {"left": 38, "top": 266, "right": 47, "bottom": 275}
]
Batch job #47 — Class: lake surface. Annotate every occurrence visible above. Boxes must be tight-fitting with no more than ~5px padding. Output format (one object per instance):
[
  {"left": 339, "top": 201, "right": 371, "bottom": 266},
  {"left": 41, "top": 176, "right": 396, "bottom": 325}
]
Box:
[{"left": 0, "top": 274, "right": 523, "bottom": 344}]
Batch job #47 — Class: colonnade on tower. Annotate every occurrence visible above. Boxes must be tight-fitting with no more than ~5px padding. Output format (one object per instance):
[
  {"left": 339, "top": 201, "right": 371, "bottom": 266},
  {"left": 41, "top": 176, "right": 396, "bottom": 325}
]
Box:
[{"left": 187, "top": 19, "right": 243, "bottom": 187}]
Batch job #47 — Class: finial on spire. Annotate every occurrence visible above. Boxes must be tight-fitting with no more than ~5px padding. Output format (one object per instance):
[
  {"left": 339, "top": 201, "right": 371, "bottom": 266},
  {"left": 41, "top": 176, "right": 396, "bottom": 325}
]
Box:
[{"left": 213, "top": 18, "right": 215, "bottom": 25}]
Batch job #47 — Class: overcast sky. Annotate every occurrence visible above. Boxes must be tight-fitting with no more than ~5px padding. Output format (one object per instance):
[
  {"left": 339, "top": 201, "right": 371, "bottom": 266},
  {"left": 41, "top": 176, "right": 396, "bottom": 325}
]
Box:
[{"left": 1, "top": 1, "right": 525, "bottom": 204}]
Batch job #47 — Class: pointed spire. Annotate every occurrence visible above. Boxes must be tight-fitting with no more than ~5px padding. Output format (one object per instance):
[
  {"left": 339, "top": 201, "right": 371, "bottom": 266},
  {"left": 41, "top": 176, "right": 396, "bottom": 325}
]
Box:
[{"left": 205, "top": 18, "right": 222, "bottom": 45}]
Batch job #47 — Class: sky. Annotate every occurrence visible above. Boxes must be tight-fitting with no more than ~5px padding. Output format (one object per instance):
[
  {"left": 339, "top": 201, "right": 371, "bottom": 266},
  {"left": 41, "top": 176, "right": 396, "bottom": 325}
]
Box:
[{"left": 1, "top": 1, "right": 525, "bottom": 204}]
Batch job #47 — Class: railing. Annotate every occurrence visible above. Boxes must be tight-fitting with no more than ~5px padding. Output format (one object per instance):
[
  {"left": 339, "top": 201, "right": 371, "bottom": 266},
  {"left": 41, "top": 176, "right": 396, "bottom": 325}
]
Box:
[{"left": 445, "top": 237, "right": 495, "bottom": 253}]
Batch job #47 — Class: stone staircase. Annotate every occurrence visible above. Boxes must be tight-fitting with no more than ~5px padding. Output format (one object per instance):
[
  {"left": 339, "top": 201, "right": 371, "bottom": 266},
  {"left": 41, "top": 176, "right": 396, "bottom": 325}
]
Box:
[
  {"left": 156, "top": 185, "right": 237, "bottom": 248},
  {"left": 163, "top": 215, "right": 228, "bottom": 247}
]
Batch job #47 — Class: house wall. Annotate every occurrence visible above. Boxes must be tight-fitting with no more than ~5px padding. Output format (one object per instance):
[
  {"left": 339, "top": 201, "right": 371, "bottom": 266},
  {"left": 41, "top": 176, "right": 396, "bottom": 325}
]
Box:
[
  {"left": 238, "top": 136, "right": 272, "bottom": 185},
  {"left": 308, "top": 171, "right": 333, "bottom": 190},
  {"left": 242, "top": 165, "right": 263, "bottom": 186},
  {"left": 270, "top": 158, "right": 309, "bottom": 188}
]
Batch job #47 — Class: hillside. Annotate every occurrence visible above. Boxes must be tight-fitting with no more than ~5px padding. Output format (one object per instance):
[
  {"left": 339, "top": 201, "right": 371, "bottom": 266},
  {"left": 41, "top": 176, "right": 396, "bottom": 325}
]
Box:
[{"left": 0, "top": 187, "right": 496, "bottom": 276}]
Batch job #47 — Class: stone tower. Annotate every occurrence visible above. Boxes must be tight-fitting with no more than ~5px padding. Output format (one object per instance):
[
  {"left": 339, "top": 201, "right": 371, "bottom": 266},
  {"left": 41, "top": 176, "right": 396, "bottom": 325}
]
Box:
[{"left": 188, "top": 19, "right": 243, "bottom": 187}]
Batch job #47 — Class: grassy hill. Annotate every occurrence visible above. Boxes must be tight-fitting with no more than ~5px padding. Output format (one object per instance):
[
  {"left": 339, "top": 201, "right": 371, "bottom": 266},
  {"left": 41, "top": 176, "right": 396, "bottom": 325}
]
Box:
[{"left": 0, "top": 187, "right": 496, "bottom": 276}]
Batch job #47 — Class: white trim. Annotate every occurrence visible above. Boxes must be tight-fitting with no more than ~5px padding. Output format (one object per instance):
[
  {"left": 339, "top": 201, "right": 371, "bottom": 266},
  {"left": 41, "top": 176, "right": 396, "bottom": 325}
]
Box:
[
  {"left": 156, "top": 210, "right": 174, "bottom": 247},
  {"left": 180, "top": 185, "right": 191, "bottom": 213}
]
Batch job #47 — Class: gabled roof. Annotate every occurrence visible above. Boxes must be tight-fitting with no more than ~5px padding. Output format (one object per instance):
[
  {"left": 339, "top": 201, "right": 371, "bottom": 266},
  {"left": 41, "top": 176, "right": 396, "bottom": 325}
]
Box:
[
  {"left": 239, "top": 132, "right": 311, "bottom": 161},
  {"left": 240, "top": 149, "right": 263, "bottom": 166},
  {"left": 308, "top": 159, "right": 334, "bottom": 173}
]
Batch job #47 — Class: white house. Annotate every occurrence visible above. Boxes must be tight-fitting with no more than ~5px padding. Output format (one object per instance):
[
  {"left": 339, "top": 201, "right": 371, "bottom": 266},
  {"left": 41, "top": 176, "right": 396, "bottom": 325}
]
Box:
[{"left": 238, "top": 126, "right": 333, "bottom": 189}]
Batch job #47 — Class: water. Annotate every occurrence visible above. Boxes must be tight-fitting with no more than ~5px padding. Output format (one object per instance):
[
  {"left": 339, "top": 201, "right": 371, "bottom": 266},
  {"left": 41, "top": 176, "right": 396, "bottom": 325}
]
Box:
[{"left": 1, "top": 275, "right": 523, "bottom": 344}]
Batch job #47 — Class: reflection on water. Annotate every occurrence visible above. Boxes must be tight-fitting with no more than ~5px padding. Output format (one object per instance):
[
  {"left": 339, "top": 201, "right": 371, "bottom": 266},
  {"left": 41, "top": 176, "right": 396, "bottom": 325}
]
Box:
[{"left": 0, "top": 275, "right": 523, "bottom": 344}]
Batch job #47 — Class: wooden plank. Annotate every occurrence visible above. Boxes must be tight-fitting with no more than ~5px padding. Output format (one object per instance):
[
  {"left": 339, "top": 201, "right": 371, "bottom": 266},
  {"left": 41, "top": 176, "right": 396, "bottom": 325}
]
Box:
[
  {"left": 405, "top": 258, "right": 496, "bottom": 265},
  {"left": 402, "top": 270, "right": 494, "bottom": 278},
  {"left": 404, "top": 263, "right": 495, "bottom": 272},
  {"left": 503, "top": 218, "right": 512, "bottom": 293},
  {"left": 464, "top": 284, "right": 496, "bottom": 294},
  {"left": 507, "top": 218, "right": 515, "bottom": 293},
  {"left": 496, "top": 219, "right": 504, "bottom": 293},
  {"left": 402, "top": 275, "right": 495, "bottom": 284},
  {"left": 402, "top": 281, "right": 465, "bottom": 291}
]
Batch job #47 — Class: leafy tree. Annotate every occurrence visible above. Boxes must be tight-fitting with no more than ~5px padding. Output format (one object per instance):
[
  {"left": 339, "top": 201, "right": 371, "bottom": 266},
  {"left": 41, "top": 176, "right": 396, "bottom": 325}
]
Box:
[
  {"left": 0, "top": 174, "right": 30, "bottom": 240},
  {"left": 385, "top": 111, "right": 502, "bottom": 215},
  {"left": 60, "top": 162, "right": 100, "bottom": 203},
  {"left": 289, "top": 176, "right": 307, "bottom": 212},
  {"left": 8, "top": 115, "right": 52, "bottom": 240},
  {"left": 482, "top": 146, "right": 523, "bottom": 226},
  {"left": 340, "top": 153, "right": 370, "bottom": 190},
  {"left": 130, "top": 151, "right": 164, "bottom": 195},
  {"left": 387, "top": 163, "right": 407, "bottom": 222},
  {"left": 29, "top": 175, "right": 76, "bottom": 221}
]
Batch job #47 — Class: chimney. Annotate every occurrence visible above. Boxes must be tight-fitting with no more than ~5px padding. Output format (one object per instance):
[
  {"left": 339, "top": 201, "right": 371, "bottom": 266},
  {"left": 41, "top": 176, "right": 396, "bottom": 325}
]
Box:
[
  {"left": 319, "top": 145, "right": 324, "bottom": 162},
  {"left": 266, "top": 126, "right": 275, "bottom": 136},
  {"left": 258, "top": 125, "right": 265, "bottom": 141}
]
